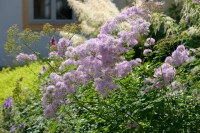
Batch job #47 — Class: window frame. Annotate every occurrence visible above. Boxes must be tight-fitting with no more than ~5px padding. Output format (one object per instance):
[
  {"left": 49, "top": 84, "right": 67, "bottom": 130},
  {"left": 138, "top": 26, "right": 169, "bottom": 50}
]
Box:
[{"left": 23, "top": 0, "right": 77, "bottom": 30}]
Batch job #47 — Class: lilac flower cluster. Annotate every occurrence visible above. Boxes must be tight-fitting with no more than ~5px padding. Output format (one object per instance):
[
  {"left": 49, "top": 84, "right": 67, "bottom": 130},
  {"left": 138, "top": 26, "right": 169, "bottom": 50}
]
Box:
[
  {"left": 16, "top": 53, "right": 37, "bottom": 62},
  {"left": 57, "top": 38, "right": 73, "bottom": 56},
  {"left": 100, "top": 6, "right": 150, "bottom": 35},
  {"left": 154, "top": 63, "right": 176, "bottom": 84},
  {"left": 143, "top": 49, "right": 152, "bottom": 56},
  {"left": 143, "top": 38, "right": 155, "bottom": 56},
  {"left": 48, "top": 51, "right": 60, "bottom": 59},
  {"left": 144, "top": 44, "right": 190, "bottom": 90},
  {"left": 165, "top": 45, "right": 189, "bottom": 66},
  {"left": 144, "top": 38, "right": 155, "bottom": 47},
  {"left": 193, "top": 0, "right": 200, "bottom": 4},
  {"left": 4, "top": 97, "right": 12, "bottom": 109},
  {"left": 48, "top": 38, "right": 73, "bottom": 60},
  {"left": 42, "top": 6, "right": 150, "bottom": 117}
]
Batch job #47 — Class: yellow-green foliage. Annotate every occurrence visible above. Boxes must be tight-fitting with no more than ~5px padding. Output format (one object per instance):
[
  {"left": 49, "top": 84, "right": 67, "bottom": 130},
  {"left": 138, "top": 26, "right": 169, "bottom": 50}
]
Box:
[{"left": 0, "top": 62, "right": 42, "bottom": 104}]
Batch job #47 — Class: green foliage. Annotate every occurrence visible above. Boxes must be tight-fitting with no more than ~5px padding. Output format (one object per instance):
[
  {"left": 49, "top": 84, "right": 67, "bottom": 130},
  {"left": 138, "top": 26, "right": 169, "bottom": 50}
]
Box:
[
  {"left": 0, "top": 62, "right": 41, "bottom": 104},
  {"left": 50, "top": 58, "right": 200, "bottom": 132},
  {"left": 4, "top": 25, "right": 40, "bottom": 55},
  {"left": 1, "top": 1, "right": 200, "bottom": 132}
]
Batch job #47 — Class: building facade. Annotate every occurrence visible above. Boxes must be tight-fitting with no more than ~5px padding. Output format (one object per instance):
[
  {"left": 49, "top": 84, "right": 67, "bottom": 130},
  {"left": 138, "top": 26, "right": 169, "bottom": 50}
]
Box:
[{"left": 0, "top": 0, "right": 128, "bottom": 67}]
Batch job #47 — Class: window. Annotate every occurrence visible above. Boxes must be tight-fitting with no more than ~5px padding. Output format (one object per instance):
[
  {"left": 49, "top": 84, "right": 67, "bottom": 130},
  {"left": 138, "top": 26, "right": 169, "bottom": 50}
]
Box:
[{"left": 23, "top": 0, "right": 76, "bottom": 30}]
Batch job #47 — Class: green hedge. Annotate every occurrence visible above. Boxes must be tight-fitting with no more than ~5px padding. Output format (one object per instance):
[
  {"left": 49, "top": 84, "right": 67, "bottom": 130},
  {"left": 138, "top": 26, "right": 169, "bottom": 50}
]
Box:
[{"left": 0, "top": 62, "right": 42, "bottom": 104}]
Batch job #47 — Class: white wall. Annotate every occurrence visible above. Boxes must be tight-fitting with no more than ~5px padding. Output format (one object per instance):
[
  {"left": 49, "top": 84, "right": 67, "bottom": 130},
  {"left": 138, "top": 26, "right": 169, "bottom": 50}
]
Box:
[
  {"left": 0, "top": 0, "right": 23, "bottom": 67},
  {"left": 0, "top": 0, "right": 50, "bottom": 67}
]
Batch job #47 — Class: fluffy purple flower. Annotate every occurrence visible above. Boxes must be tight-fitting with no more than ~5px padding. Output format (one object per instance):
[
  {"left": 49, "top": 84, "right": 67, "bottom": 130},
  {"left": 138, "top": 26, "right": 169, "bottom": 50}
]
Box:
[
  {"left": 171, "top": 45, "right": 189, "bottom": 66},
  {"left": 115, "top": 61, "right": 132, "bottom": 77},
  {"left": 165, "top": 56, "right": 173, "bottom": 64},
  {"left": 130, "top": 58, "right": 142, "bottom": 67},
  {"left": 154, "top": 63, "right": 176, "bottom": 83},
  {"left": 10, "top": 126, "right": 16, "bottom": 133},
  {"left": 144, "top": 38, "right": 155, "bottom": 47},
  {"left": 43, "top": 6, "right": 150, "bottom": 116},
  {"left": 46, "top": 85, "right": 55, "bottom": 94},
  {"left": 118, "top": 31, "right": 138, "bottom": 47},
  {"left": 100, "top": 20, "right": 117, "bottom": 35},
  {"left": 57, "top": 38, "right": 73, "bottom": 56},
  {"left": 4, "top": 97, "right": 12, "bottom": 109},
  {"left": 114, "top": 14, "right": 127, "bottom": 22},
  {"left": 121, "top": 6, "right": 145, "bottom": 18},
  {"left": 131, "top": 19, "right": 151, "bottom": 35},
  {"left": 49, "top": 51, "right": 60, "bottom": 59},
  {"left": 59, "top": 59, "right": 77, "bottom": 71},
  {"left": 164, "top": 45, "right": 189, "bottom": 66},
  {"left": 176, "top": 45, "right": 185, "bottom": 52},
  {"left": 143, "top": 49, "right": 152, "bottom": 56},
  {"left": 29, "top": 54, "right": 37, "bottom": 60},
  {"left": 50, "top": 73, "right": 62, "bottom": 83},
  {"left": 16, "top": 53, "right": 37, "bottom": 62},
  {"left": 94, "top": 77, "right": 118, "bottom": 96}
]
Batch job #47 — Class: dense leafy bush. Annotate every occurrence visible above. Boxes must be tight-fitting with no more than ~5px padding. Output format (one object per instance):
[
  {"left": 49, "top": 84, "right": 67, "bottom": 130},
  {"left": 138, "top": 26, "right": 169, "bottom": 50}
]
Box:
[{"left": 1, "top": 0, "right": 200, "bottom": 132}]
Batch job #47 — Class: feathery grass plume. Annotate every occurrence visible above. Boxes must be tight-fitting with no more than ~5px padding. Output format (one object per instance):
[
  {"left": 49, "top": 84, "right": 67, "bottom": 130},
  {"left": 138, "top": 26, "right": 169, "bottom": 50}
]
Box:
[
  {"left": 68, "top": 0, "right": 119, "bottom": 35},
  {"left": 150, "top": 12, "right": 178, "bottom": 36},
  {"left": 59, "top": 31, "right": 86, "bottom": 46},
  {"left": 134, "top": 0, "right": 165, "bottom": 12},
  {"left": 180, "top": 0, "right": 200, "bottom": 27}
]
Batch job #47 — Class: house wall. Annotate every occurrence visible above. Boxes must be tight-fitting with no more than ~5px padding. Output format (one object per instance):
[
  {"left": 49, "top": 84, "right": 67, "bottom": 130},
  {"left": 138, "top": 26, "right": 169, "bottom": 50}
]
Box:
[
  {"left": 0, "top": 0, "right": 23, "bottom": 67},
  {"left": 0, "top": 0, "right": 127, "bottom": 68}
]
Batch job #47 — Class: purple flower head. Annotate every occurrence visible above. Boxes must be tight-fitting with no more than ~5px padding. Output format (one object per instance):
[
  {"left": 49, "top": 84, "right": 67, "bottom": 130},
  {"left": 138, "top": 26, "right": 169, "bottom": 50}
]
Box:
[
  {"left": 4, "top": 97, "right": 12, "bottom": 109},
  {"left": 42, "top": 66, "right": 46, "bottom": 71},
  {"left": 154, "top": 63, "right": 176, "bottom": 84},
  {"left": 114, "top": 14, "right": 127, "bottom": 22},
  {"left": 50, "top": 73, "right": 62, "bottom": 83},
  {"left": 171, "top": 46, "right": 189, "bottom": 66},
  {"left": 143, "top": 49, "right": 152, "bottom": 56},
  {"left": 10, "top": 126, "right": 16, "bottom": 133},
  {"left": 48, "top": 51, "right": 60, "bottom": 59},
  {"left": 16, "top": 53, "right": 37, "bottom": 62},
  {"left": 121, "top": 6, "right": 145, "bottom": 18},
  {"left": 115, "top": 61, "right": 132, "bottom": 77},
  {"left": 29, "top": 54, "right": 37, "bottom": 61},
  {"left": 100, "top": 20, "right": 117, "bottom": 35},
  {"left": 131, "top": 19, "right": 151, "bottom": 35},
  {"left": 176, "top": 45, "right": 185, "bottom": 52},
  {"left": 94, "top": 77, "right": 118, "bottom": 96},
  {"left": 144, "top": 38, "right": 155, "bottom": 47},
  {"left": 57, "top": 38, "right": 73, "bottom": 56},
  {"left": 50, "top": 37, "right": 56, "bottom": 45},
  {"left": 130, "top": 58, "right": 141, "bottom": 67},
  {"left": 46, "top": 85, "right": 55, "bottom": 95},
  {"left": 165, "top": 56, "right": 173, "bottom": 64}
]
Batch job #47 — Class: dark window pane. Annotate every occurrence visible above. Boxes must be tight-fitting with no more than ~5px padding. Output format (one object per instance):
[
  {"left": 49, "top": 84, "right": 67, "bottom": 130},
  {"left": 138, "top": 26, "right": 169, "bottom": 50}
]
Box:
[
  {"left": 34, "top": 0, "right": 51, "bottom": 19},
  {"left": 56, "top": 0, "right": 73, "bottom": 19}
]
